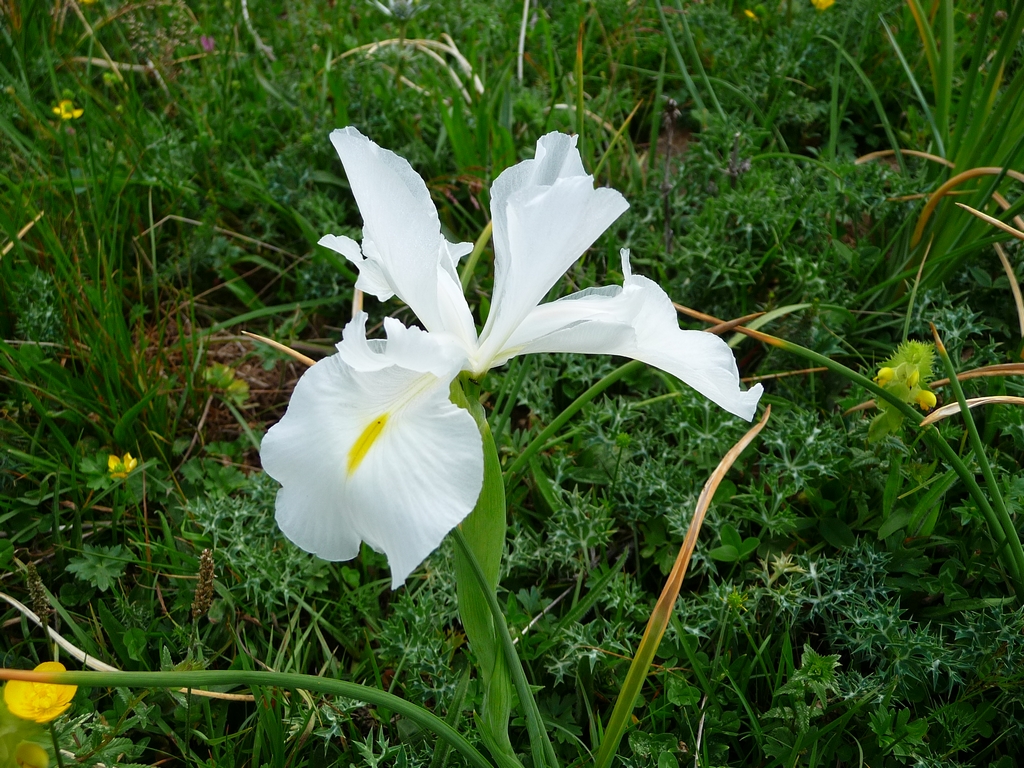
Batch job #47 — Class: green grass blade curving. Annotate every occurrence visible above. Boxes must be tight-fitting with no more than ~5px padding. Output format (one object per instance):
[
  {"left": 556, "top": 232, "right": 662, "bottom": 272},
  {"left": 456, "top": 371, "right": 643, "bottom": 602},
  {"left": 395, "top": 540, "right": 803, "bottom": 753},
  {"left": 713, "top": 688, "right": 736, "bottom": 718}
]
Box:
[{"left": 0, "top": 668, "right": 494, "bottom": 768}]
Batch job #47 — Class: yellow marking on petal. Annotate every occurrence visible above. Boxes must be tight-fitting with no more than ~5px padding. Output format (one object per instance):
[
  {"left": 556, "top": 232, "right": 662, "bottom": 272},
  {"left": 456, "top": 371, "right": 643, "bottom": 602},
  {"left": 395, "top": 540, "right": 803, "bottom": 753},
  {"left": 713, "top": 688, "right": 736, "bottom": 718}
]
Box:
[{"left": 348, "top": 415, "right": 389, "bottom": 476}]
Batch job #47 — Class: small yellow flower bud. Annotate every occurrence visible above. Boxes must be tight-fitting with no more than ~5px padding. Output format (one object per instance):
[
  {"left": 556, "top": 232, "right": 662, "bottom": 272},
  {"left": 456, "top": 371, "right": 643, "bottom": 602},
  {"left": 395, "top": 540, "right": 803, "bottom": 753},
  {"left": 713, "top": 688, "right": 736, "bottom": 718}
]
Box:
[
  {"left": 744, "top": 8, "right": 757, "bottom": 19},
  {"left": 915, "top": 389, "right": 937, "bottom": 411},
  {"left": 907, "top": 368, "right": 920, "bottom": 387},
  {"left": 875, "top": 366, "right": 895, "bottom": 385},
  {"left": 15, "top": 742, "right": 50, "bottom": 768},
  {"left": 812, "top": 0, "right": 835, "bottom": 9}
]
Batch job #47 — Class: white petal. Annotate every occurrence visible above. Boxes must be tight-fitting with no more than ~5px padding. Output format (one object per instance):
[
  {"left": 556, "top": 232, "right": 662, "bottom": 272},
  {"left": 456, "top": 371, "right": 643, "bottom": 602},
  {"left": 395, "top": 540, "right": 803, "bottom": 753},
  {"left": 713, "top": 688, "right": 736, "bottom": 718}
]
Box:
[
  {"left": 325, "top": 127, "right": 477, "bottom": 350},
  {"left": 319, "top": 234, "right": 394, "bottom": 300},
  {"left": 477, "top": 133, "right": 628, "bottom": 368},
  {"left": 496, "top": 252, "right": 763, "bottom": 421},
  {"left": 261, "top": 315, "right": 483, "bottom": 588}
]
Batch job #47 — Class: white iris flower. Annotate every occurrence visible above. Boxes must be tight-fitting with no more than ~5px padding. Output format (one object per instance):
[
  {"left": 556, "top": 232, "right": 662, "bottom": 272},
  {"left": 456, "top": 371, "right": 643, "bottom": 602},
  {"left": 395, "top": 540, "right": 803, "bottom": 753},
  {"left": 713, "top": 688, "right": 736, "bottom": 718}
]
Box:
[{"left": 260, "top": 128, "right": 763, "bottom": 587}]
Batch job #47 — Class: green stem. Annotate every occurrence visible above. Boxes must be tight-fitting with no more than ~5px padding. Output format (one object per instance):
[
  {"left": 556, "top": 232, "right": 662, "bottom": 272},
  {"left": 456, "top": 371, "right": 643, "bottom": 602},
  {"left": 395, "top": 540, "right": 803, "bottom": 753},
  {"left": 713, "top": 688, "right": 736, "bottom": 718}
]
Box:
[
  {"left": 593, "top": 606, "right": 668, "bottom": 768},
  {"left": 14, "top": 670, "right": 493, "bottom": 768},
  {"left": 933, "top": 334, "right": 1024, "bottom": 588},
  {"left": 49, "top": 723, "right": 66, "bottom": 768},
  {"left": 505, "top": 360, "right": 643, "bottom": 481},
  {"left": 452, "top": 528, "right": 559, "bottom": 768},
  {"left": 460, "top": 221, "right": 493, "bottom": 292},
  {"left": 764, "top": 334, "right": 1024, "bottom": 593}
]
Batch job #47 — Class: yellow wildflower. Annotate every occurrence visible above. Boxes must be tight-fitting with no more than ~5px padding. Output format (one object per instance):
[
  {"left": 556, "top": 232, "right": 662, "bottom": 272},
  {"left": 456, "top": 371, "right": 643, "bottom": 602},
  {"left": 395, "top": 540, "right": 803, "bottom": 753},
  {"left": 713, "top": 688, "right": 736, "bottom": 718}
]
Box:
[
  {"left": 108, "top": 452, "right": 138, "bottom": 479},
  {"left": 875, "top": 366, "right": 895, "bottom": 385},
  {"left": 3, "top": 662, "right": 77, "bottom": 723},
  {"left": 15, "top": 742, "right": 50, "bottom": 768},
  {"left": 914, "top": 389, "right": 937, "bottom": 411},
  {"left": 812, "top": 0, "right": 834, "bottom": 8},
  {"left": 51, "top": 100, "right": 84, "bottom": 120},
  {"left": 744, "top": 8, "right": 758, "bottom": 19}
]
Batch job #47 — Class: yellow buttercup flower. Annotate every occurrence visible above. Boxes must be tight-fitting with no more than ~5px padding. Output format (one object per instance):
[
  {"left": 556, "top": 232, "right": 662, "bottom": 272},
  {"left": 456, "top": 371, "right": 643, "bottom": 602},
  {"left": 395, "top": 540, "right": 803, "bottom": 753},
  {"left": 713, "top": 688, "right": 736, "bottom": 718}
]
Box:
[
  {"left": 15, "top": 742, "right": 50, "bottom": 768},
  {"left": 812, "top": 0, "right": 835, "bottom": 8},
  {"left": 3, "top": 662, "right": 77, "bottom": 723},
  {"left": 51, "top": 100, "right": 84, "bottom": 120},
  {"left": 108, "top": 452, "right": 138, "bottom": 479}
]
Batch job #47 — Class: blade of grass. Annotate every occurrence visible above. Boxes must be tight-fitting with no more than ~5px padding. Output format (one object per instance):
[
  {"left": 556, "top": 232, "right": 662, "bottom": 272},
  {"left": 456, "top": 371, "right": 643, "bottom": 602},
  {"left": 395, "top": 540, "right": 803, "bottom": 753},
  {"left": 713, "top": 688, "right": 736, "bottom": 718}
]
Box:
[
  {"left": 0, "top": 668, "right": 495, "bottom": 768},
  {"left": 920, "top": 397, "right": 1024, "bottom": 427},
  {"left": 817, "top": 35, "right": 905, "bottom": 173},
  {"left": 431, "top": 663, "right": 473, "bottom": 768},
  {"left": 592, "top": 100, "right": 642, "bottom": 180},
  {"left": 904, "top": 0, "right": 939, "bottom": 95},
  {"left": 993, "top": 242, "right": 1024, "bottom": 337},
  {"left": 880, "top": 16, "right": 944, "bottom": 157},
  {"left": 593, "top": 407, "right": 771, "bottom": 768},
  {"left": 672, "top": 0, "right": 724, "bottom": 120},
  {"left": 912, "top": 167, "right": 1024, "bottom": 245},
  {"left": 954, "top": 202, "right": 1024, "bottom": 242},
  {"left": 930, "top": 323, "right": 1023, "bottom": 582},
  {"left": 653, "top": 0, "right": 705, "bottom": 117}
]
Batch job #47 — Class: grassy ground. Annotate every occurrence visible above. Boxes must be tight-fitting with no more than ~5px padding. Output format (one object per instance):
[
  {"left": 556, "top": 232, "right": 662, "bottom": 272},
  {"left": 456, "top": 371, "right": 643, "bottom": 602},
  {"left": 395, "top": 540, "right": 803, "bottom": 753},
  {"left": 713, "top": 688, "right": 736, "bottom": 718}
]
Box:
[{"left": 2, "top": 0, "right": 1024, "bottom": 765}]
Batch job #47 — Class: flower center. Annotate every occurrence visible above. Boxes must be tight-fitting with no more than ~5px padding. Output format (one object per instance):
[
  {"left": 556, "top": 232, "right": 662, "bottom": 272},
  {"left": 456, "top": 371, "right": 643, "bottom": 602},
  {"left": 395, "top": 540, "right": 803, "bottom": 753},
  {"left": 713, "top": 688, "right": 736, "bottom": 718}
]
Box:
[{"left": 348, "top": 414, "right": 389, "bottom": 475}]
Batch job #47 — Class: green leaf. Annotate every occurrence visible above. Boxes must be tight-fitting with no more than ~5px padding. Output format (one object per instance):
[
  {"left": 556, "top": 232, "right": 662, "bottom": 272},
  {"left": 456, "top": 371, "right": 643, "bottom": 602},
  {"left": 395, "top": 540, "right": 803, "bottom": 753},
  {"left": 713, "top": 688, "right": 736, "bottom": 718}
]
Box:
[
  {"left": 819, "top": 519, "right": 856, "bottom": 549},
  {"left": 709, "top": 544, "right": 739, "bottom": 562},
  {"left": 0, "top": 539, "right": 13, "bottom": 569},
  {"left": 878, "top": 510, "right": 912, "bottom": 541},
  {"left": 666, "top": 677, "right": 701, "bottom": 707},
  {"left": 450, "top": 381, "right": 520, "bottom": 768},
  {"left": 66, "top": 544, "right": 129, "bottom": 592},
  {"left": 123, "top": 628, "right": 148, "bottom": 662},
  {"left": 738, "top": 537, "right": 760, "bottom": 559},
  {"left": 719, "top": 523, "right": 742, "bottom": 550}
]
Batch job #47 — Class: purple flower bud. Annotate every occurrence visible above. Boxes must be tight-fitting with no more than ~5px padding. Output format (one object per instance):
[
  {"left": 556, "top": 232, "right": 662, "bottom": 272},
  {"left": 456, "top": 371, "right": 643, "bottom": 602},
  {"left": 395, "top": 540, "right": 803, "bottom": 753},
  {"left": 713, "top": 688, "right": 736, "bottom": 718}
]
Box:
[{"left": 200, "top": 35, "right": 215, "bottom": 52}]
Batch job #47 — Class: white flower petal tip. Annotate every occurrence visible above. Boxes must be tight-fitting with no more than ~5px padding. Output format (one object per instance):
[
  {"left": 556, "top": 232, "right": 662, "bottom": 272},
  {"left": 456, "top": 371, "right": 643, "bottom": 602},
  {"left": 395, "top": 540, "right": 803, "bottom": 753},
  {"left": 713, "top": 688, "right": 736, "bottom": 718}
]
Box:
[
  {"left": 260, "top": 315, "right": 483, "bottom": 589},
  {"left": 496, "top": 250, "right": 763, "bottom": 421},
  {"left": 327, "top": 127, "right": 477, "bottom": 349}
]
